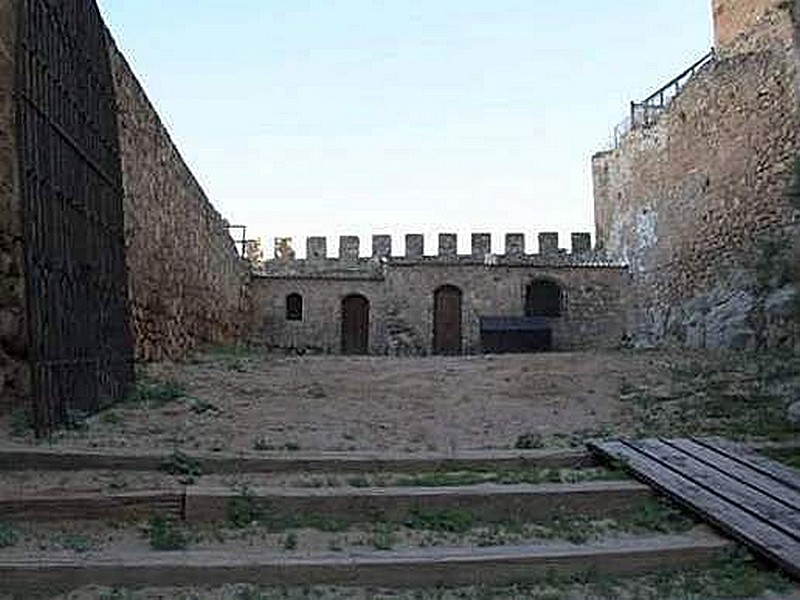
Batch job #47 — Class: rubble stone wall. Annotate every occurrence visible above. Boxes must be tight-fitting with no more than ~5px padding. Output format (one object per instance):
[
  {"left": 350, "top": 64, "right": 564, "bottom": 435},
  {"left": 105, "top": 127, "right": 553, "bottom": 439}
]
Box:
[
  {"left": 250, "top": 253, "right": 627, "bottom": 355},
  {"left": 108, "top": 39, "right": 250, "bottom": 361},
  {"left": 0, "top": 1, "right": 28, "bottom": 412},
  {"left": 712, "top": 0, "right": 786, "bottom": 51},
  {"left": 593, "top": 3, "right": 800, "bottom": 349}
]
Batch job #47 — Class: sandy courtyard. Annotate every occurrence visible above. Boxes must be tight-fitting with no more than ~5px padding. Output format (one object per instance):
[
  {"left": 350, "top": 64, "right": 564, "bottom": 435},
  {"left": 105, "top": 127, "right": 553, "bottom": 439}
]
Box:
[{"left": 6, "top": 348, "right": 776, "bottom": 454}]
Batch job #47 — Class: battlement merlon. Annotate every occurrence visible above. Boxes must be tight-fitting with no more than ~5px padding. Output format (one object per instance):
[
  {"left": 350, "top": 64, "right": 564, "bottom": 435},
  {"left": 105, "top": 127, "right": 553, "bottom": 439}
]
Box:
[
  {"left": 472, "top": 233, "right": 491, "bottom": 258},
  {"left": 339, "top": 236, "right": 360, "bottom": 261},
  {"left": 406, "top": 234, "right": 424, "bottom": 258},
  {"left": 307, "top": 237, "right": 327, "bottom": 261},
  {"left": 505, "top": 233, "right": 525, "bottom": 256},
  {"left": 266, "top": 232, "right": 608, "bottom": 262}
]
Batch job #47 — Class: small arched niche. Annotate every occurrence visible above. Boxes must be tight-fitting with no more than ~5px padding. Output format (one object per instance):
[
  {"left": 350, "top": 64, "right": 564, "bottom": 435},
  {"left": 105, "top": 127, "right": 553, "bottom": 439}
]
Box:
[{"left": 286, "top": 293, "right": 303, "bottom": 321}]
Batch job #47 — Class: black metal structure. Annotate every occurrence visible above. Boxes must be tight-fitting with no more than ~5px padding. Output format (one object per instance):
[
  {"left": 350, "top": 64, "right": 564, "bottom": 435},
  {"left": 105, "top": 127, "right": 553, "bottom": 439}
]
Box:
[
  {"left": 612, "top": 49, "right": 715, "bottom": 147},
  {"left": 16, "top": 0, "right": 133, "bottom": 433},
  {"left": 480, "top": 317, "right": 552, "bottom": 354}
]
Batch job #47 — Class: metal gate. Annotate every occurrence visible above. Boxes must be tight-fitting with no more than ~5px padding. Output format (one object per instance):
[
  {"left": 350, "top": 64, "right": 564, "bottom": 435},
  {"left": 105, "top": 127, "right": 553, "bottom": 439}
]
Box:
[{"left": 16, "top": 0, "right": 133, "bottom": 433}]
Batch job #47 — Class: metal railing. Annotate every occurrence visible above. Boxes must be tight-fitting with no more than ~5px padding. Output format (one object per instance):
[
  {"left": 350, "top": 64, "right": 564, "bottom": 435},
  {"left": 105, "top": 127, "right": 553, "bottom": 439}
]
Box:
[{"left": 611, "top": 49, "right": 715, "bottom": 148}]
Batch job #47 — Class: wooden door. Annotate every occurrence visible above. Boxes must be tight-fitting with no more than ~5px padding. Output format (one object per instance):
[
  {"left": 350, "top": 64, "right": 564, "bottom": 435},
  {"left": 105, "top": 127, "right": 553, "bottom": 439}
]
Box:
[
  {"left": 341, "top": 295, "right": 369, "bottom": 354},
  {"left": 433, "top": 286, "right": 462, "bottom": 355}
]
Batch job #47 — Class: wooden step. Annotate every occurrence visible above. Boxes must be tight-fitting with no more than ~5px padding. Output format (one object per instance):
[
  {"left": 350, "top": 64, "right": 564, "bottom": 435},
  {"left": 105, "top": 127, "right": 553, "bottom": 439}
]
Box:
[
  {"left": 0, "top": 446, "right": 594, "bottom": 473},
  {"left": 0, "top": 534, "right": 731, "bottom": 594},
  {"left": 185, "top": 480, "right": 651, "bottom": 524},
  {"left": 0, "top": 481, "right": 651, "bottom": 523}
]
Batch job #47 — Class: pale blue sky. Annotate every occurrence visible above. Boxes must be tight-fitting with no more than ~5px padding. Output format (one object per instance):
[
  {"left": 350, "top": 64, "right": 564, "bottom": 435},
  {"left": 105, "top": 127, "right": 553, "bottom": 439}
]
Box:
[{"left": 97, "top": 1, "right": 713, "bottom": 256}]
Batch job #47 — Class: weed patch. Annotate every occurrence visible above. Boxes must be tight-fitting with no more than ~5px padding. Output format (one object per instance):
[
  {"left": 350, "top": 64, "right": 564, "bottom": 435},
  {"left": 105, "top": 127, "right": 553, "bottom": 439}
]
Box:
[
  {"left": 159, "top": 450, "right": 202, "bottom": 484},
  {"left": 227, "top": 484, "right": 264, "bottom": 528},
  {"left": 283, "top": 532, "right": 298, "bottom": 551},
  {"left": 57, "top": 533, "right": 94, "bottom": 553},
  {"left": 148, "top": 516, "right": 190, "bottom": 551},
  {"left": 100, "top": 410, "right": 124, "bottom": 425},
  {"left": 0, "top": 523, "right": 18, "bottom": 548},
  {"left": 370, "top": 522, "right": 397, "bottom": 550},
  {"left": 405, "top": 509, "right": 475, "bottom": 534},
  {"left": 252, "top": 436, "right": 301, "bottom": 451},
  {"left": 619, "top": 497, "right": 698, "bottom": 535},
  {"left": 98, "top": 589, "right": 133, "bottom": 600},
  {"left": 394, "top": 467, "right": 625, "bottom": 488},
  {"left": 188, "top": 397, "right": 222, "bottom": 415},
  {"left": 9, "top": 408, "right": 34, "bottom": 437},
  {"left": 514, "top": 432, "right": 545, "bottom": 449},
  {"left": 763, "top": 447, "right": 800, "bottom": 469},
  {"left": 128, "top": 378, "right": 186, "bottom": 408}
]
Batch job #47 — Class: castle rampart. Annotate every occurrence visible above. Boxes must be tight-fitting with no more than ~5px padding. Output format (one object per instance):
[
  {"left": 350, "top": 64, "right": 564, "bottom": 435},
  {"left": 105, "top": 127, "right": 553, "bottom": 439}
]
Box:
[
  {"left": 108, "top": 38, "right": 250, "bottom": 361},
  {"left": 251, "top": 231, "right": 627, "bottom": 355},
  {"left": 593, "top": 0, "right": 800, "bottom": 349},
  {"left": 712, "top": 0, "right": 790, "bottom": 54},
  {"left": 269, "top": 232, "right": 602, "bottom": 263}
]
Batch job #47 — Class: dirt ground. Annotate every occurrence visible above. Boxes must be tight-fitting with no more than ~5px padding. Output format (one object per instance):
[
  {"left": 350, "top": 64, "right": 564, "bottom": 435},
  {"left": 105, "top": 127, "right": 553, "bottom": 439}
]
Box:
[
  {"left": 3, "top": 348, "right": 798, "bottom": 454},
  {"left": 1, "top": 349, "right": 799, "bottom": 600}
]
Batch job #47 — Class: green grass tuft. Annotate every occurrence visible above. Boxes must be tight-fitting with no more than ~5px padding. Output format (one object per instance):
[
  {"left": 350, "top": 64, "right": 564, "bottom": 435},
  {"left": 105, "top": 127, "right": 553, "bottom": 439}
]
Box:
[{"left": 148, "top": 516, "right": 190, "bottom": 551}]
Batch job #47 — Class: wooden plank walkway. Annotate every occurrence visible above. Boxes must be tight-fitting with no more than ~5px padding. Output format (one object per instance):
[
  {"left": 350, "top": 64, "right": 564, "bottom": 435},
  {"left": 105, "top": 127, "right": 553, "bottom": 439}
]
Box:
[{"left": 589, "top": 437, "right": 800, "bottom": 580}]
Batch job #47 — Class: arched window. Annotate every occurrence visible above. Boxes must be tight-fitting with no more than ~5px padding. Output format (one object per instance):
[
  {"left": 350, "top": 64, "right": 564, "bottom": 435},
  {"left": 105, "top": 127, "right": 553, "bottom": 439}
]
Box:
[
  {"left": 525, "top": 280, "right": 563, "bottom": 318},
  {"left": 286, "top": 293, "right": 303, "bottom": 321}
]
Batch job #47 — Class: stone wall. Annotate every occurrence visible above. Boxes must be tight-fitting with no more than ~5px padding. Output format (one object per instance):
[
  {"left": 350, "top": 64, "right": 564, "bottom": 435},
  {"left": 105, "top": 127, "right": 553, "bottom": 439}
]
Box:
[
  {"left": 593, "top": 2, "right": 800, "bottom": 349},
  {"left": 0, "top": 1, "right": 27, "bottom": 412},
  {"left": 108, "top": 39, "right": 250, "bottom": 361},
  {"left": 713, "top": 0, "right": 786, "bottom": 51},
  {"left": 250, "top": 233, "right": 628, "bottom": 355}
]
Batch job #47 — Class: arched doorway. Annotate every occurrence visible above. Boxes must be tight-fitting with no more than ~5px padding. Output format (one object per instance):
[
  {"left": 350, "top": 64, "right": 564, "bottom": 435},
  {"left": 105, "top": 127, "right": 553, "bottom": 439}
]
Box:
[
  {"left": 341, "top": 294, "right": 369, "bottom": 354},
  {"left": 523, "top": 279, "right": 564, "bottom": 352},
  {"left": 433, "top": 285, "right": 463, "bottom": 355}
]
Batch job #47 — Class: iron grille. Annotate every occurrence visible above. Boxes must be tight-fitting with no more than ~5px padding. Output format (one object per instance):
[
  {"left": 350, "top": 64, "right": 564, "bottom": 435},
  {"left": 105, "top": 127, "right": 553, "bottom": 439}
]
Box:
[{"left": 16, "top": 0, "right": 133, "bottom": 433}]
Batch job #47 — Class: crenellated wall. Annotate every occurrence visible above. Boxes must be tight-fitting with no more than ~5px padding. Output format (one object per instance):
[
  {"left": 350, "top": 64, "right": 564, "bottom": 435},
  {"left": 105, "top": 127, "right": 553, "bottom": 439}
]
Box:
[
  {"left": 593, "top": 1, "right": 800, "bottom": 349},
  {"left": 0, "top": 1, "right": 28, "bottom": 412},
  {"left": 251, "top": 232, "right": 628, "bottom": 355},
  {"left": 108, "top": 38, "right": 251, "bottom": 361},
  {"left": 270, "top": 231, "right": 596, "bottom": 268}
]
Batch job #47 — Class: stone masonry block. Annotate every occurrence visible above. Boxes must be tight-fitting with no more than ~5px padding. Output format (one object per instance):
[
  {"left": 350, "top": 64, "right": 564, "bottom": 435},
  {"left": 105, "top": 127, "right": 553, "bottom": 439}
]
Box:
[
  {"left": 339, "top": 236, "right": 360, "bottom": 260},
  {"left": 406, "top": 234, "right": 424, "bottom": 258},
  {"left": 539, "top": 232, "right": 559, "bottom": 255},
  {"left": 307, "top": 237, "right": 327, "bottom": 261},
  {"left": 372, "top": 235, "right": 392, "bottom": 258},
  {"left": 471, "top": 233, "right": 491, "bottom": 258},
  {"left": 505, "top": 234, "right": 525, "bottom": 256},
  {"left": 439, "top": 233, "right": 457, "bottom": 257},
  {"left": 571, "top": 232, "right": 592, "bottom": 255}
]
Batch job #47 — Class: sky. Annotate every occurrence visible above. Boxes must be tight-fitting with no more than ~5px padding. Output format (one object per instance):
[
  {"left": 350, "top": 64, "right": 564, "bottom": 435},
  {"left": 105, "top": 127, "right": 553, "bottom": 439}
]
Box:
[{"left": 96, "top": 1, "right": 713, "bottom": 257}]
